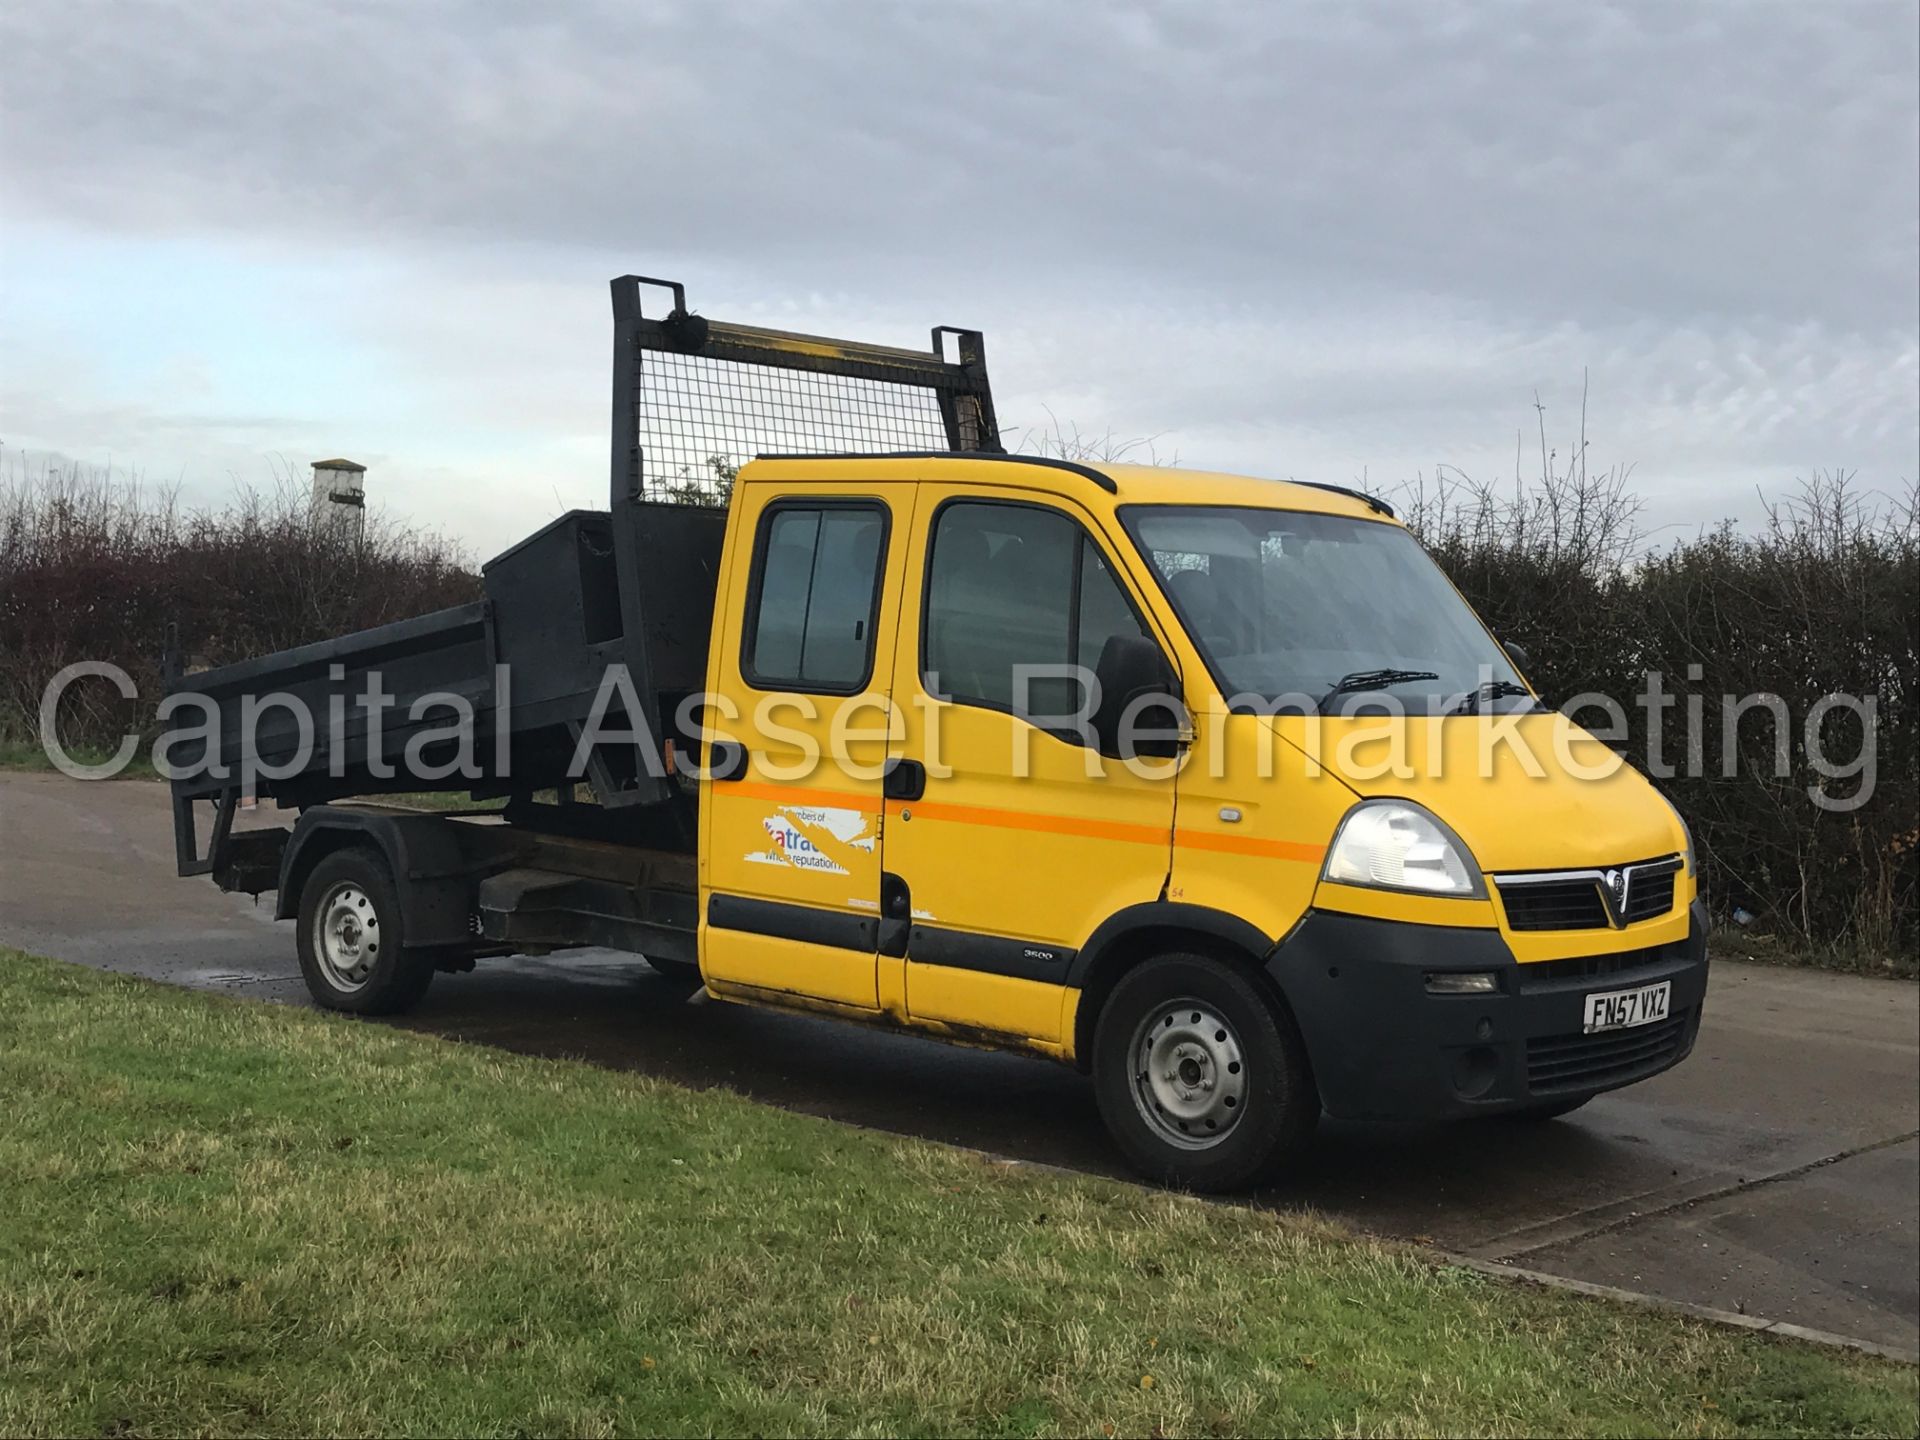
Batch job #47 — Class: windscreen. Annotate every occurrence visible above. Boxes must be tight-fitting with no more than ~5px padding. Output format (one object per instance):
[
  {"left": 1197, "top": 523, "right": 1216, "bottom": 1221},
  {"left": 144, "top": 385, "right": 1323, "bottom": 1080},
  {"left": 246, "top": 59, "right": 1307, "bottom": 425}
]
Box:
[{"left": 1124, "top": 506, "right": 1525, "bottom": 712}]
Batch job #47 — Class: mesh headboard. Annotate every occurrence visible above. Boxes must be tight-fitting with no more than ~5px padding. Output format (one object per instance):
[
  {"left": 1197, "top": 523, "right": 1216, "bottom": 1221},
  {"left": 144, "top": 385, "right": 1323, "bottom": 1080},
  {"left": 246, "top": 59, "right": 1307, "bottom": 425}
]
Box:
[{"left": 609, "top": 275, "right": 1001, "bottom": 506}]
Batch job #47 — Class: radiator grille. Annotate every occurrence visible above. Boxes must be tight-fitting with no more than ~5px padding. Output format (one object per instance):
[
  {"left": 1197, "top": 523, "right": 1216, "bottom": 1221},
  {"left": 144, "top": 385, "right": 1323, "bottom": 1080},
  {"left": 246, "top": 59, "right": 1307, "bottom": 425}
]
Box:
[
  {"left": 1517, "top": 946, "right": 1666, "bottom": 988},
  {"left": 1623, "top": 867, "right": 1676, "bottom": 924},
  {"left": 1526, "top": 1010, "right": 1691, "bottom": 1094},
  {"left": 1496, "top": 857, "right": 1681, "bottom": 932},
  {"left": 1500, "top": 878, "right": 1610, "bottom": 930}
]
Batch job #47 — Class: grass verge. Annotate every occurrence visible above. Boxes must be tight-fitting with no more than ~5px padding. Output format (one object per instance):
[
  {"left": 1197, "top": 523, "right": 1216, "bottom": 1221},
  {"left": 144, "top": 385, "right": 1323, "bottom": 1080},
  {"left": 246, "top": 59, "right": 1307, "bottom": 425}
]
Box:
[
  {"left": 1711, "top": 926, "right": 1919, "bottom": 981},
  {"left": 1, "top": 951, "right": 1913, "bottom": 1437},
  {"left": 0, "top": 734, "right": 157, "bottom": 779}
]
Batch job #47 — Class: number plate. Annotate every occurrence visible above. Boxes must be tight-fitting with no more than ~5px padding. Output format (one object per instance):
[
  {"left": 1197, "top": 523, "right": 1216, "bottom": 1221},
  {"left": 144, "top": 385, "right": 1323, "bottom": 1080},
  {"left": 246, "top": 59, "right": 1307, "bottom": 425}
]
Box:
[{"left": 1581, "top": 980, "right": 1672, "bottom": 1034}]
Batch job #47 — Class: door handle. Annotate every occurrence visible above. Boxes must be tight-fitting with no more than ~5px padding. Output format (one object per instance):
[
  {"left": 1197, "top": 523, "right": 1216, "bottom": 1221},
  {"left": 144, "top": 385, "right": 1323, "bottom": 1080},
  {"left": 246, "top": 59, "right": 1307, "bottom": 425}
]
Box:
[
  {"left": 882, "top": 757, "right": 926, "bottom": 801},
  {"left": 705, "top": 741, "right": 749, "bottom": 783}
]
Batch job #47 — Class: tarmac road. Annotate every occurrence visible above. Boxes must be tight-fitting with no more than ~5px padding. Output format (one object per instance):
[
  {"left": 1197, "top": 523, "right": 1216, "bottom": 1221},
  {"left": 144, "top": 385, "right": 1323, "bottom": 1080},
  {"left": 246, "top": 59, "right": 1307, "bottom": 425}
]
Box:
[{"left": 4, "top": 769, "right": 1916, "bottom": 1353}]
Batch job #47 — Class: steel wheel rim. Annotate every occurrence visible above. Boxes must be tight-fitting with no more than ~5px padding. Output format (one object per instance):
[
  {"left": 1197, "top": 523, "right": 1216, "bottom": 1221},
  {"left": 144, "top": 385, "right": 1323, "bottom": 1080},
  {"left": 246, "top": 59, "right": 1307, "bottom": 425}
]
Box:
[
  {"left": 313, "top": 881, "right": 380, "bottom": 992},
  {"left": 1129, "top": 998, "right": 1247, "bottom": 1150}
]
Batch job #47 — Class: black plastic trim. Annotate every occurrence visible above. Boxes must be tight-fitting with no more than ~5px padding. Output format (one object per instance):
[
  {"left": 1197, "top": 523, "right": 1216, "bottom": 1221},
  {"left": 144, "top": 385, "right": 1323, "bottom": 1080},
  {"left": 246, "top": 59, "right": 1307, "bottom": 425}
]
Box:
[
  {"left": 703, "top": 740, "right": 750, "bottom": 783},
  {"left": 707, "top": 893, "right": 877, "bottom": 952},
  {"left": 1263, "top": 901, "right": 1710, "bottom": 1120},
  {"left": 1065, "top": 902, "right": 1276, "bottom": 988},
  {"left": 907, "top": 924, "right": 1076, "bottom": 983},
  {"left": 1294, "top": 481, "right": 1396, "bottom": 517},
  {"left": 882, "top": 757, "right": 926, "bottom": 801},
  {"left": 879, "top": 872, "right": 912, "bottom": 958}
]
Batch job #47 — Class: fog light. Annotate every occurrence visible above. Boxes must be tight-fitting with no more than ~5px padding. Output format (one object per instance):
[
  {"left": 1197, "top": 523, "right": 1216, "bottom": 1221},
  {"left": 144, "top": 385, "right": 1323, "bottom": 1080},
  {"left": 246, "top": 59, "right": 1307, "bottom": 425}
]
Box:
[
  {"left": 1426, "top": 971, "right": 1498, "bottom": 995},
  {"left": 1452, "top": 1045, "right": 1499, "bottom": 1099}
]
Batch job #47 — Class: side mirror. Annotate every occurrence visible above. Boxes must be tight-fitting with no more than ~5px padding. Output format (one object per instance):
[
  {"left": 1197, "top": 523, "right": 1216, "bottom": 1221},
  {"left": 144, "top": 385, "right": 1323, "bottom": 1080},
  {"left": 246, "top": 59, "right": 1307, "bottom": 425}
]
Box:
[
  {"left": 1502, "top": 640, "right": 1531, "bottom": 673},
  {"left": 1092, "top": 635, "right": 1186, "bottom": 760}
]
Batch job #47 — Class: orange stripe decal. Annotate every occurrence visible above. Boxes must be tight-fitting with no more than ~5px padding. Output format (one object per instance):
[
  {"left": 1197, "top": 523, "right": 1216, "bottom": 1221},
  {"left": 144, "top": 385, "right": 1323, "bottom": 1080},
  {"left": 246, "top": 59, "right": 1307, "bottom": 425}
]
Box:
[
  {"left": 904, "top": 799, "right": 1168, "bottom": 846},
  {"left": 717, "top": 779, "right": 1322, "bottom": 863},
  {"left": 1175, "top": 829, "right": 1325, "bottom": 864}
]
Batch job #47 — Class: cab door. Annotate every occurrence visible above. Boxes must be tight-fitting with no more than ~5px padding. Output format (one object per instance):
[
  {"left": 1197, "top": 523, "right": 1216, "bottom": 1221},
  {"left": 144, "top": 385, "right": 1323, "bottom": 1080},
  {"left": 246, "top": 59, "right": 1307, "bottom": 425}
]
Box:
[
  {"left": 881, "top": 487, "right": 1180, "bottom": 1045},
  {"left": 701, "top": 483, "right": 913, "bottom": 1011}
]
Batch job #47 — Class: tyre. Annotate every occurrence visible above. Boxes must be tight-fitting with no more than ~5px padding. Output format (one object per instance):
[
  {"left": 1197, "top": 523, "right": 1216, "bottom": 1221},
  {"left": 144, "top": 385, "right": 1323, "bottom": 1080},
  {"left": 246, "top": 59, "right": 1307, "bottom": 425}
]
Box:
[
  {"left": 647, "top": 956, "right": 703, "bottom": 993},
  {"left": 295, "top": 848, "right": 435, "bottom": 1015},
  {"left": 1092, "top": 952, "right": 1319, "bottom": 1192},
  {"left": 1499, "top": 1094, "right": 1591, "bottom": 1122}
]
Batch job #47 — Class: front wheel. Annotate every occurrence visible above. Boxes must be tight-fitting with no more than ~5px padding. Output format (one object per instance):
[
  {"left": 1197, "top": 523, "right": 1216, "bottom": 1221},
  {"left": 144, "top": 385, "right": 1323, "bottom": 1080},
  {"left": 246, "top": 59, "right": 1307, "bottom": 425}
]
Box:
[
  {"left": 296, "top": 849, "right": 435, "bottom": 1015},
  {"left": 1092, "top": 953, "right": 1319, "bottom": 1192}
]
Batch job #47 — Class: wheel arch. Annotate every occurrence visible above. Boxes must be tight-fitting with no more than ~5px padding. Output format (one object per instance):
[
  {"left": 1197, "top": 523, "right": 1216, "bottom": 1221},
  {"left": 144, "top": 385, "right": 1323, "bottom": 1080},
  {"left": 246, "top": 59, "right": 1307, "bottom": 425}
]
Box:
[
  {"left": 276, "top": 820, "right": 372, "bottom": 920},
  {"left": 274, "top": 809, "right": 475, "bottom": 948},
  {"left": 1068, "top": 903, "right": 1282, "bottom": 1072}
]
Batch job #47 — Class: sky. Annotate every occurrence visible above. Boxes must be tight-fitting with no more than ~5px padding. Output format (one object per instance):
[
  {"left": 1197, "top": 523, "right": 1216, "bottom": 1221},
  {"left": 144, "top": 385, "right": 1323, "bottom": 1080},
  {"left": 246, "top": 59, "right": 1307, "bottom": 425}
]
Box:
[{"left": 3, "top": 1, "right": 1916, "bottom": 562}]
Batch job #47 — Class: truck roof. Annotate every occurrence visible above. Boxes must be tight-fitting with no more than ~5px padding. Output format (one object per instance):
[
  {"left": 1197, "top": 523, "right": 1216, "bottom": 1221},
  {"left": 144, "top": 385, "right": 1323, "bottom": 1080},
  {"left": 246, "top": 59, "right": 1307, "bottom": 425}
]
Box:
[{"left": 738, "top": 452, "right": 1399, "bottom": 524}]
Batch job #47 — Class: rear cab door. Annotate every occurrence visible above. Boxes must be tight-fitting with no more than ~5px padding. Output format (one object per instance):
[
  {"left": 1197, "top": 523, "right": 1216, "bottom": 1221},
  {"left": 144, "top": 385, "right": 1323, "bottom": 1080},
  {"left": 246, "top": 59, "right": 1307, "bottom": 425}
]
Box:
[{"left": 699, "top": 474, "right": 916, "bottom": 1011}]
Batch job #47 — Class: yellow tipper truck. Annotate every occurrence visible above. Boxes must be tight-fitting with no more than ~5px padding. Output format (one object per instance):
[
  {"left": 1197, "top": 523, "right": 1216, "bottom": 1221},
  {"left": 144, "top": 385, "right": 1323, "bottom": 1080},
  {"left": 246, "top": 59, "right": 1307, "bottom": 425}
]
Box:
[{"left": 166, "top": 275, "right": 1707, "bottom": 1190}]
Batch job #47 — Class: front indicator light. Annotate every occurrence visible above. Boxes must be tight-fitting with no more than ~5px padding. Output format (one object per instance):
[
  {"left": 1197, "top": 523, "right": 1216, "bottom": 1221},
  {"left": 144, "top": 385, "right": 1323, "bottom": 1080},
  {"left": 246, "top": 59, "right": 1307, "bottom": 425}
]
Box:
[{"left": 1426, "top": 971, "right": 1499, "bottom": 995}]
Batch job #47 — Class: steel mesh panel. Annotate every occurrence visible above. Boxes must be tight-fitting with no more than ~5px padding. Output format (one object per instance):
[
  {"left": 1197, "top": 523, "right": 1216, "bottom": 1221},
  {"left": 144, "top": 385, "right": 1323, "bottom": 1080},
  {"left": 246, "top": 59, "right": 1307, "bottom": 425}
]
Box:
[{"left": 638, "top": 349, "right": 954, "bottom": 501}]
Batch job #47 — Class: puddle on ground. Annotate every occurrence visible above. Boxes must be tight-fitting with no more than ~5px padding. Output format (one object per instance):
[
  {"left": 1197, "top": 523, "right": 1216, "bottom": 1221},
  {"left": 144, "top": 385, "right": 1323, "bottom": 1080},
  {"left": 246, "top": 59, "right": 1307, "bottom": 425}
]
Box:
[{"left": 179, "top": 969, "right": 285, "bottom": 988}]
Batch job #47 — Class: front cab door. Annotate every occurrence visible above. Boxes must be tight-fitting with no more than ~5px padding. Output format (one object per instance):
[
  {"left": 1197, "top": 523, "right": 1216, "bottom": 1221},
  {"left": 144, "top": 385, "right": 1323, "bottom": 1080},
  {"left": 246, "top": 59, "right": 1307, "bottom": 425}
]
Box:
[
  {"left": 882, "top": 485, "right": 1181, "bottom": 1051},
  {"left": 701, "top": 483, "right": 913, "bottom": 1012}
]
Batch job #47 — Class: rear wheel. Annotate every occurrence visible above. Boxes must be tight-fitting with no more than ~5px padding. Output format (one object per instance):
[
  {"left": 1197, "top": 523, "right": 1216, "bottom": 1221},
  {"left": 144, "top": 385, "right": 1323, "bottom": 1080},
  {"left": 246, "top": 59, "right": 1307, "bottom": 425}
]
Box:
[
  {"left": 296, "top": 849, "right": 435, "bottom": 1015},
  {"left": 1092, "top": 953, "right": 1318, "bottom": 1192}
]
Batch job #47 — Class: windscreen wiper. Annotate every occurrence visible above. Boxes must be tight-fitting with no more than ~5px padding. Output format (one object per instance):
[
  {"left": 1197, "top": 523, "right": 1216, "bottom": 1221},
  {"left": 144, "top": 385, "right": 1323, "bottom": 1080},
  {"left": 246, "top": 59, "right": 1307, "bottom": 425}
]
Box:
[
  {"left": 1450, "top": 679, "right": 1539, "bottom": 715},
  {"left": 1318, "top": 669, "right": 1441, "bottom": 712}
]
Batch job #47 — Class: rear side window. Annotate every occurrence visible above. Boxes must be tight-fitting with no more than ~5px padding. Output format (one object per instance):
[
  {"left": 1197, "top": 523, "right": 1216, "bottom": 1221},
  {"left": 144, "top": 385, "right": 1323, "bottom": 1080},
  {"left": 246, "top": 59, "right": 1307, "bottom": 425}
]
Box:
[
  {"left": 743, "top": 502, "right": 888, "bottom": 692},
  {"left": 922, "top": 500, "right": 1150, "bottom": 720}
]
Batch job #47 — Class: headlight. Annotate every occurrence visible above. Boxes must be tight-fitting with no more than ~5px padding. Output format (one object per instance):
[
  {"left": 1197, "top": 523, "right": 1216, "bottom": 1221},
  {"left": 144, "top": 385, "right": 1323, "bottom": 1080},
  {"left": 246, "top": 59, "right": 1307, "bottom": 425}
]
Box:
[{"left": 1324, "top": 800, "right": 1483, "bottom": 897}]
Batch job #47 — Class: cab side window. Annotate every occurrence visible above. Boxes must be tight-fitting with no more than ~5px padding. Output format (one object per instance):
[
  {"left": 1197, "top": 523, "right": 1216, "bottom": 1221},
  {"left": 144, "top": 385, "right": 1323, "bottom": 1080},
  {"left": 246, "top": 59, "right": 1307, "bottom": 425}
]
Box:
[
  {"left": 923, "top": 501, "right": 1150, "bottom": 723},
  {"left": 744, "top": 502, "right": 887, "bottom": 692}
]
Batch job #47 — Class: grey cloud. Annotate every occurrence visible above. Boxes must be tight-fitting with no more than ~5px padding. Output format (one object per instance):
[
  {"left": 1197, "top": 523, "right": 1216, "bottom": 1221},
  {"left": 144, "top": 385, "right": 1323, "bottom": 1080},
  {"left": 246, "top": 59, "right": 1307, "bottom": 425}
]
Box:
[
  {"left": 1, "top": 0, "right": 1913, "bottom": 552},
  {"left": 6, "top": 2, "right": 1914, "bottom": 326}
]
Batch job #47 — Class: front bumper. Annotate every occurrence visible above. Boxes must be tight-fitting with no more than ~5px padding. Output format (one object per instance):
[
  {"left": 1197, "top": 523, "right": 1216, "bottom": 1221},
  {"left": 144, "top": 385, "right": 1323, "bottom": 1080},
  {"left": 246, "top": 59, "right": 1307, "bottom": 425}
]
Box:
[{"left": 1267, "top": 900, "right": 1709, "bottom": 1121}]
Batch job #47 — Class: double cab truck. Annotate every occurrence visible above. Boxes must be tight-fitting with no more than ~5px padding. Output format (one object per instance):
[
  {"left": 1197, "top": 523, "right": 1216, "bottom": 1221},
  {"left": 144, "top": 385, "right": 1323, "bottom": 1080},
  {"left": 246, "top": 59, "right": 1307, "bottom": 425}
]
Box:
[{"left": 165, "top": 275, "right": 1708, "bottom": 1191}]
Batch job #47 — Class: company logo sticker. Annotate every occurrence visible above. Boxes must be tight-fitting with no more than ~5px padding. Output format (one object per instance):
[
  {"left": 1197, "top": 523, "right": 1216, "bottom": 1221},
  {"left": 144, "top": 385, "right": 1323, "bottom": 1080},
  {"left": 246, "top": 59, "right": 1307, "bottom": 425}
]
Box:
[{"left": 743, "top": 804, "right": 875, "bottom": 876}]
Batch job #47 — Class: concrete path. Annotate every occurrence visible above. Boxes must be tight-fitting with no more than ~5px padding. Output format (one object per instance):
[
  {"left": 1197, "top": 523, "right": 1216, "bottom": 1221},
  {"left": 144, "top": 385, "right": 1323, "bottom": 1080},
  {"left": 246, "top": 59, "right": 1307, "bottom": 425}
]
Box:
[{"left": 3, "top": 770, "right": 1915, "bottom": 1352}]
